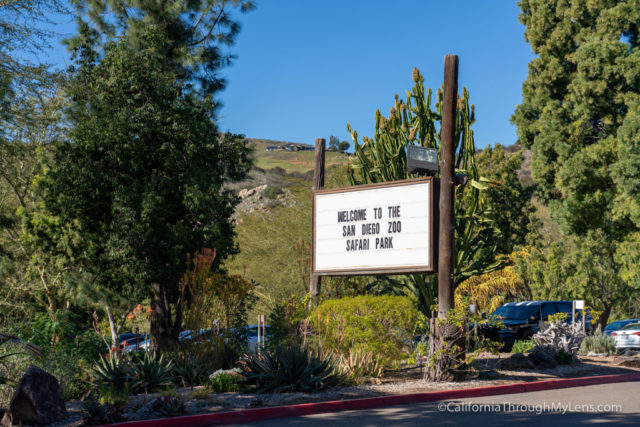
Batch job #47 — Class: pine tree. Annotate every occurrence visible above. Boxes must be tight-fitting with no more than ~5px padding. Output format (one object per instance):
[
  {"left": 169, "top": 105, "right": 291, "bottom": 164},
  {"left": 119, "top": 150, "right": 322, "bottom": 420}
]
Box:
[
  {"left": 512, "top": 0, "right": 640, "bottom": 325},
  {"left": 46, "top": 1, "right": 254, "bottom": 350}
]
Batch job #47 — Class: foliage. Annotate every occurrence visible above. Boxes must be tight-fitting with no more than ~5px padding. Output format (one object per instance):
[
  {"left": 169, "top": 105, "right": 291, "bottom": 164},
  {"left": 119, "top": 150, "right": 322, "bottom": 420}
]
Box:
[
  {"left": 455, "top": 250, "right": 532, "bottom": 315},
  {"left": 171, "top": 352, "right": 210, "bottom": 389},
  {"left": 335, "top": 346, "right": 385, "bottom": 383},
  {"left": 580, "top": 329, "right": 616, "bottom": 356},
  {"left": 514, "top": 235, "right": 633, "bottom": 328},
  {"left": 130, "top": 352, "right": 173, "bottom": 394},
  {"left": 182, "top": 248, "right": 255, "bottom": 359},
  {"left": 42, "top": 2, "right": 254, "bottom": 350},
  {"left": 511, "top": 339, "right": 536, "bottom": 354},
  {"left": 512, "top": 0, "right": 640, "bottom": 326},
  {"left": 208, "top": 369, "right": 242, "bottom": 393},
  {"left": 0, "top": 340, "right": 34, "bottom": 407},
  {"left": 310, "top": 295, "right": 420, "bottom": 366},
  {"left": 151, "top": 395, "right": 186, "bottom": 418},
  {"left": 268, "top": 294, "right": 310, "bottom": 348},
  {"left": 239, "top": 344, "right": 344, "bottom": 394},
  {"left": 474, "top": 144, "right": 535, "bottom": 255},
  {"left": 426, "top": 308, "right": 503, "bottom": 382},
  {"left": 532, "top": 317, "right": 586, "bottom": 362},
  {"left": 88, "top": 355, "right": 132, "bottom": 395},
  {"left": 81, "top": 394, "right": 126, "bottom": 426}
]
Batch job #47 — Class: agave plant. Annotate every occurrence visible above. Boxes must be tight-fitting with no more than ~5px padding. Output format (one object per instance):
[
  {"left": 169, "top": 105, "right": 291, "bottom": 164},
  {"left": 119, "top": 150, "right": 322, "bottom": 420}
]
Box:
[
  {"left": 130, "top": 352, "right": 173, "bottom": 394},
  {"left": 239, "top": 344, "right": 344, "bottom": 394},
  {"left": 87, "top": 355, "right": 133, "bottom": 394}
]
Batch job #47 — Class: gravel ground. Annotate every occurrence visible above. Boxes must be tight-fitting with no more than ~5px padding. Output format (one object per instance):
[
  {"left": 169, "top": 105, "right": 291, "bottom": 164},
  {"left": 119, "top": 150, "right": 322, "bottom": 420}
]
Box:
[{"left": 50, "top": 354, "right": 640, "bottom": 426}]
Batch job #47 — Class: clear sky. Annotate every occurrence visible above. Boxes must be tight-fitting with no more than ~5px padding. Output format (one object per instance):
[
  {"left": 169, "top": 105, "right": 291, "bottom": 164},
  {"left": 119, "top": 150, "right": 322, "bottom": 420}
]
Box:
[
  {"left": 33, "top": 0, "right": 536, "bottom": 150},
  {"left": 219, "top": 0, "right": 536, "bottom": 149}
]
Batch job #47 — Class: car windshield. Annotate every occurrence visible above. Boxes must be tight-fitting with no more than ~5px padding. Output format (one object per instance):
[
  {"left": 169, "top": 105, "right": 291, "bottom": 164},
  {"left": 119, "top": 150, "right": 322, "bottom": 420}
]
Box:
[
  {"left": 492, "top": 304, "right": 539, "bottom": 320},
  {"left": 605, "top": 321, "right": 631, "bottom": 331},
  {"left": 621, "top": 323, "right": 640, "bottom": 330}
]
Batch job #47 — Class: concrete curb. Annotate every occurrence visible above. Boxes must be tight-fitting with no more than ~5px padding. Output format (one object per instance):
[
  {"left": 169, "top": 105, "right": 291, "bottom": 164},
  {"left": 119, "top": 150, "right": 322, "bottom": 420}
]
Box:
[{"left": 105, "top": 372, "right": 640, "bottom": 426}]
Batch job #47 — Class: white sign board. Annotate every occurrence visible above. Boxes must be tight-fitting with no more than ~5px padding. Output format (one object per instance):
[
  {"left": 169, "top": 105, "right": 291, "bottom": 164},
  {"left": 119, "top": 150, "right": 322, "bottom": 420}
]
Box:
[
  {"left": 575, "top": 300, "right": 585, "bottom": 310},
  {"left": 312, "top": 178, "right": 435, "bottom": 275}
]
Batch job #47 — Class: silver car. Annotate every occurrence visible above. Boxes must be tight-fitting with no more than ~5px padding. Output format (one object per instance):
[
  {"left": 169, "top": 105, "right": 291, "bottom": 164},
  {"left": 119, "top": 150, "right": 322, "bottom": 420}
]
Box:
[{"left": 611, "top": 322, "right": 640, "bottom": 349}]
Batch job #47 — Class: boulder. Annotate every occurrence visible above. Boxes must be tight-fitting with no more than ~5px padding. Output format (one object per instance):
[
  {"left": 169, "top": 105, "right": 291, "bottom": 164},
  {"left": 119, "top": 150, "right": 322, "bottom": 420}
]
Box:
[
  {"left": 1, "top": 365, "right": 67, "bottom": 426},
  {"left": 498, "top": 353, "right": 534, "bottom": 370},
  {"left": 527, "top": 348, "right": 558, "bottom": 369}
]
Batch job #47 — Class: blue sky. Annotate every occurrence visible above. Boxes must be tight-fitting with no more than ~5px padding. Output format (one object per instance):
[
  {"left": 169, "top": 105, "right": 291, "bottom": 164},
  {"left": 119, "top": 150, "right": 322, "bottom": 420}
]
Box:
[{"left": 36, "top": 1, "right": 535, "bottom": 149}]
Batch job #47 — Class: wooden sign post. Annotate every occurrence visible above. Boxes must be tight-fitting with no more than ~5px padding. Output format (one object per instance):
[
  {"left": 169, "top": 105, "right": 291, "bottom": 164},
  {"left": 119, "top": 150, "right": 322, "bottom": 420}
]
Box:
[
  {"left": 437, "top": 55, "right": 458, "bottom": 318},
  {"left": 309, "top": 138, "right": 325, "bottom": 303}
]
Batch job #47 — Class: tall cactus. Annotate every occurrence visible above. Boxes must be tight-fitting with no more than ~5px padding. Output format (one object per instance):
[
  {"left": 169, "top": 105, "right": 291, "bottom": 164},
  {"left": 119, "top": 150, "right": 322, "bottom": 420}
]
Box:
[{"left": 348, "top": 68, "right": 501, "bottom": 315}]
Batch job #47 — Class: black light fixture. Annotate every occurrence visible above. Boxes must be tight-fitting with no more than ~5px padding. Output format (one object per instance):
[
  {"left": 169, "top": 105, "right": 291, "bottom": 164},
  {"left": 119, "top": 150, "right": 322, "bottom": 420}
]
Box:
[{"left": 406, "top": 145, "right": 439, "bottom": 176}]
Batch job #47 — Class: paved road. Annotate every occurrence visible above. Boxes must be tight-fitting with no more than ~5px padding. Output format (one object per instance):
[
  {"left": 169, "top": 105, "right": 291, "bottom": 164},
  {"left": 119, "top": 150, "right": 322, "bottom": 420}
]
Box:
[{"left": 241, "top": 382, "right": 640, "bottom": 426}]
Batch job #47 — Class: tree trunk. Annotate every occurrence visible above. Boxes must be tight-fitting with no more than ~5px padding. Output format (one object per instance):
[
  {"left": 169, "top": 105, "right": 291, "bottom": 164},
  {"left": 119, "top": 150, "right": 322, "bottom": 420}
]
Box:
[
  {"left": 425, "top": 314, "right": 467, "bottom": 382},
  {"left": 150, "top": 282, "right": 178, "bottom": 352},
  {"left": 105, "top": 304, "right": 119, "bottom": 351},
  {"left": 598, "top": 304, "right": 611, "bottom": 332}
]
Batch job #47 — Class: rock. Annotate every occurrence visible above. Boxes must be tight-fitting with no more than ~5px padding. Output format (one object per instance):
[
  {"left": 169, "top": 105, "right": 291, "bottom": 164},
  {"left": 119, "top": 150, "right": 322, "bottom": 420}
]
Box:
[
  {"left": 497, "top": 353, "right": 534, "bottom": 370},
  {"left": 527, "top": 349, "right": 558, "bottom": 369},
  {"left": 615, "top": 356, "right": 640, "bottom": 368},
  {"left": 1, "top": 365, "right": 67, "bottom": 426},
  {"left": 586, "top": 352, "right": 609, "bottom": 357},
  {"left": 477, "top": 369, "right": 501, "bottom": 380}
]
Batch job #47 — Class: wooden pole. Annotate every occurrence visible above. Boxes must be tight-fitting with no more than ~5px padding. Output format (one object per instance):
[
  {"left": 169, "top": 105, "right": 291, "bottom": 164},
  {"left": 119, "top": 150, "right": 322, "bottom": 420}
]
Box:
[
  {"left": 438, "top": 55, "right": 458, "bottom": 318},
  {"left": 309, "top": 138, "right": 326, "bottom": 303}
]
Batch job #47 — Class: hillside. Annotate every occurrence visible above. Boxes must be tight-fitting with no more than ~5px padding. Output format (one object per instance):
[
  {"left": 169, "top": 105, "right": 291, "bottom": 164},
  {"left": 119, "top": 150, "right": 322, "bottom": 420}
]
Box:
[{"left": 247, "top": 138, "right": 350, "bottom": 174}]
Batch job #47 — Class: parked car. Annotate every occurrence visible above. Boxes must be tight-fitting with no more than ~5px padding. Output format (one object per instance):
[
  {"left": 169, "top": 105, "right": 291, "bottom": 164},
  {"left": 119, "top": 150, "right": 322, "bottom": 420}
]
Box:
[
  {"left": 604, "top": 319, "right": 640, "bottom": 336},
  {"left": 610, "top": 322, "right": 640, "bottom": 350},
  {"left": 480, "top": 301, "right": 591, "bottom": 351}
]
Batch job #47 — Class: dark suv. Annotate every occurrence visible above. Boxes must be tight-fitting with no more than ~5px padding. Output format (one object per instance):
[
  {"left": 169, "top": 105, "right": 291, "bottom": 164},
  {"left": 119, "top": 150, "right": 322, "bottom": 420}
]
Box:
[{"left": 482, "top": 301, "right": 590, "bottom": 351}]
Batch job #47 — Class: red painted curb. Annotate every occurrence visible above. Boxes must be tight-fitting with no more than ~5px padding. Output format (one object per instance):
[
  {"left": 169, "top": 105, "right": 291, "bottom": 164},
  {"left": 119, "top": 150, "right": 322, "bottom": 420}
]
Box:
[{"left": 105, "top": 372, "right": 640, "bottom": 426}]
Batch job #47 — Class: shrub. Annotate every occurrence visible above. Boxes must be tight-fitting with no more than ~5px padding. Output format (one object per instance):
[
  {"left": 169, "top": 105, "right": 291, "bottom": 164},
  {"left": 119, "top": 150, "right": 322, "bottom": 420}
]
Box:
[
  {"left": 268, "top": 294, "right": 309, "bottom": 348},
  {"left": 511, "top": 339, "right": 536, "bottom": 354},
  {"left": 580, "top": 329, "right": 616, "bottom": 356},
  {"left": 310, "top": 295, "right": 420, "bottom": 367},
  {"left": 335, "top": 346, "right": 385, "bottom": 383},
  {"left": 208, "top": 369, "right": 241, "bottom": 393},
  {"left": 239, "top": 344, "right": 344, "bottom": 393}
]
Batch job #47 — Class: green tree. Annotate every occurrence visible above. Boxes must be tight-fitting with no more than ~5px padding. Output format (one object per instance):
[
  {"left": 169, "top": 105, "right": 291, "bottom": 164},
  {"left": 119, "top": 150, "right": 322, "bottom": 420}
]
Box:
[
  {"left": 337, "top": 140, "right": 350, "bottom": 152},
  {"left": 328, "top": 135, "right": 340, "bottom": 151},
  {"left": 475, "top": 144, "right": 535, "bottom": 256},
  {"left": 44, "top": 25, "right": 252, "bottom": 350},
  {"left": 512, "top": 0, "right": 640, "bottom": 324}
]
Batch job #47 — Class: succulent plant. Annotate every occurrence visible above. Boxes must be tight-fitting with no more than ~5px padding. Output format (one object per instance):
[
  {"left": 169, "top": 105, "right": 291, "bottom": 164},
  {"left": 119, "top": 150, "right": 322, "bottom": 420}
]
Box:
[
  {"left": 130, "top": 352, "right": 173, "bottom": 394},
  {"left": 239, "top": 344, "right": 344, "bottom": 394}
]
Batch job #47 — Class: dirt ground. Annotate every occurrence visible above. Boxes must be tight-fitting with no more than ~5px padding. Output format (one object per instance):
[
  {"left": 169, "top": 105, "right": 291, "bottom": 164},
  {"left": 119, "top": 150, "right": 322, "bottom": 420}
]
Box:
[{"left": 54, "top": 353, "right": 640, "bottom": 426}]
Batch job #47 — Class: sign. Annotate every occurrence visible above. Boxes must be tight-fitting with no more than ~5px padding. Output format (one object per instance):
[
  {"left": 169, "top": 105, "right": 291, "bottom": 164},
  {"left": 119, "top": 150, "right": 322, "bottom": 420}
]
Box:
[
  {"left": 312, "top": 178, "right": 435, "bottom": 275},
  {"left": 575, "top": 300, "right": 585, "bottom": 310}
]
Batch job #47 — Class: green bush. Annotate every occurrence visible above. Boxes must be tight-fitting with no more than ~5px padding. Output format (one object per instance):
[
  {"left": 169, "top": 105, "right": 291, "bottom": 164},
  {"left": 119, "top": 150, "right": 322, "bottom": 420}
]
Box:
[
  {"left": 268, "top": 294, "right": 309, "bottom": 348},
  {"left": 208, "top": 369, "right": 241, "bottom": 393},
  {"left": 511, "top": 339, "right": 536, "bottom": 354},
  {"left": 580, "top": 329, "right": 616, "bottom": 356},
  {"left": 239, "top": 344, "right": 344, "bottom": 393},
  {"left": 310, "top": 295, "right": 420, "bottom": 366}
]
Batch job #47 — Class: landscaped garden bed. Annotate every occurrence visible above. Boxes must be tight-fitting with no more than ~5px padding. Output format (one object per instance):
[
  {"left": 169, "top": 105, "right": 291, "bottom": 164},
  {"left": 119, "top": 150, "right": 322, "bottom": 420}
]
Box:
[{"left": 48, "top": 353, "right": 640, "bottom": 426}]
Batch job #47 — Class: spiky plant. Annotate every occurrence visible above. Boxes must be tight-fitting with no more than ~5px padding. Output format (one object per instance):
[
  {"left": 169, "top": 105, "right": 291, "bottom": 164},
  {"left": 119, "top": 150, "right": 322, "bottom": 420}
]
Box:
[
  {"left": 130, "top": 352, "right": 173, "bottom": 394},
  {"left": 580, "top": 329, "right": 616, "bottom": 356},
  {"left": 239, "top": 345, "right": 344, "bottom": 394},
  {"left": 88, "top": 355, "right": 133, "bottom": 394}
]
